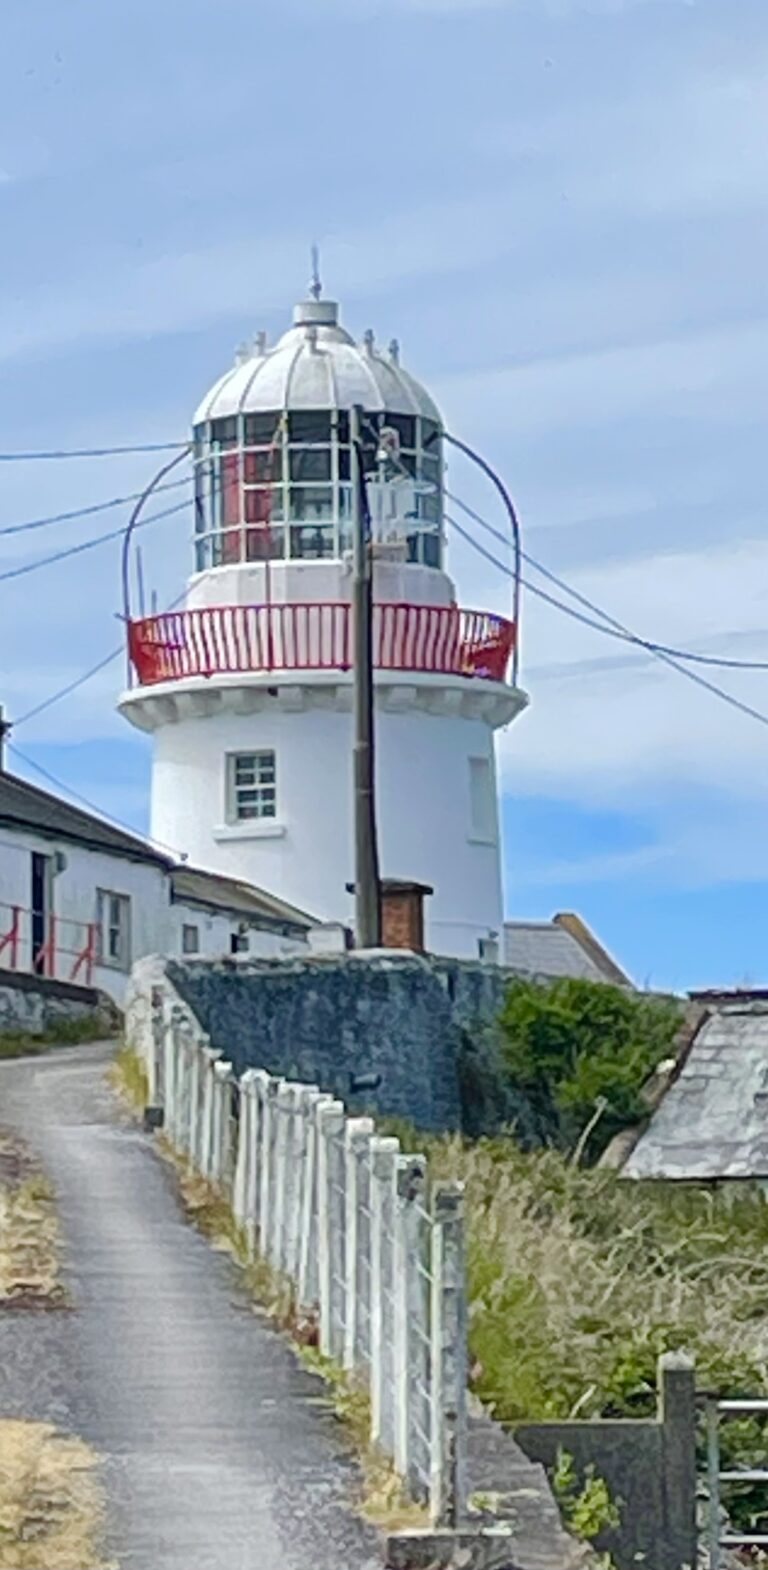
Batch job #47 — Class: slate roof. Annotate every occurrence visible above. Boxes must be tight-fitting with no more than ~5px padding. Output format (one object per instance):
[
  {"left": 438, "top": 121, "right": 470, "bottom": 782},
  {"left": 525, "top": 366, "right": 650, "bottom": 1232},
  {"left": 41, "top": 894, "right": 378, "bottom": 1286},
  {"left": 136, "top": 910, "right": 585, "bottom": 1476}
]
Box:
[
  {"left": 170, "top": 866, "right": 314, "bottom": 932},
  {"left": 0, "top": 769, "right": 171, "bottom": 868},
  {"left": 625, "top": 1001, "right": 768, "bottom": 1180},
  {"left": 503, "top": 913, "right": 632, "bottom": 986}
]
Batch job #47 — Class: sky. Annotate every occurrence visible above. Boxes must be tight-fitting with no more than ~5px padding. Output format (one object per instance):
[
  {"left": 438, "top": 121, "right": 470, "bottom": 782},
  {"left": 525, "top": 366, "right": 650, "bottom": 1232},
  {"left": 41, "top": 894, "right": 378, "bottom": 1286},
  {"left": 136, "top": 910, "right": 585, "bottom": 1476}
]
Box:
[{"left": 1, "top": 0, "right": 768, "bottom": 991}]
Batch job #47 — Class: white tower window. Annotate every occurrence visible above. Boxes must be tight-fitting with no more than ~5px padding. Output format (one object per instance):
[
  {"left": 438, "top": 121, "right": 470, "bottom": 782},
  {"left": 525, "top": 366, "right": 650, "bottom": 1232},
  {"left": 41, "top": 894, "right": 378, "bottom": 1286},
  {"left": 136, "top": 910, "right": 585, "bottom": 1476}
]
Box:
[
  {"left": 227, "top": 751, "right": 277, "bottom": 822},
  {"left": 468, "top": 756, "right": 497, "bottom": 845}
]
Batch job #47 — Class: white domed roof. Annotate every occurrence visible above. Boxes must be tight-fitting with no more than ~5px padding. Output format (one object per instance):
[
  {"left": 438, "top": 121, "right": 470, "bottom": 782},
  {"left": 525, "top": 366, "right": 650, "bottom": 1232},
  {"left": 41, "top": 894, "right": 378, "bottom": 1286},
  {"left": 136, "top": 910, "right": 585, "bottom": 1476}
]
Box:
[{"left": 193, "top": 296, "right": 441, "bottom": 426}]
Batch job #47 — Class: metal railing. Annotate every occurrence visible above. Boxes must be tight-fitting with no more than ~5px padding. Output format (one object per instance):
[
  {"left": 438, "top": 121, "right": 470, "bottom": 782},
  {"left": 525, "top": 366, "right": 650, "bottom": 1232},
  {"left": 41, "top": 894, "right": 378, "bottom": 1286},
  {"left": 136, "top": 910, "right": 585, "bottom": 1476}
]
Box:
[
  {"left": 704, "top": 1396, "right": 768, "bottom": 1566},
  {"left": 127, "top": 601, "right": 516, "bottom": 688},
  {"left": 150, "top": 981, "right": 468, "bottom": 1526},
  {"left": 0, "top": 901, "right": 96, "bottom": 986}
]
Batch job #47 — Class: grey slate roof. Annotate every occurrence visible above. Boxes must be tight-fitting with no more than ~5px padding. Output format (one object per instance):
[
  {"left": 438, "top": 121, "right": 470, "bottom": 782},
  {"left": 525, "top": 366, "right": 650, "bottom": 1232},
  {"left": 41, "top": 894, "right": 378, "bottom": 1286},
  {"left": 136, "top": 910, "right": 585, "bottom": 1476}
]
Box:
[
  {"left": 503, "top": 915, "right": 631, "bottom": 986},
  {"left": 625, "top": 1002, "right": 768, "bottom": 1180},
  {"left": 170, "top": 865, "right": 315, "bottom": 932},
  {"left": 0, "top": 769, "right": 170, "bottom": 868}
]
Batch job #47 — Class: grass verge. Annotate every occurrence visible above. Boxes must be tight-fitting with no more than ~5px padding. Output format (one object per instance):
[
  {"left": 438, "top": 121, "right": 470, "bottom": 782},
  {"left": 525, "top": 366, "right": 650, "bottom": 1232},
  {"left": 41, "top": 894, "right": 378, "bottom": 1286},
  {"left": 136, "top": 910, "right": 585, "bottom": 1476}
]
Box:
[
  {"left": 0, "top": 1017, "right": 111, "bottom": 1062},
  {"left": 0, "top": 1419, "right": 112, "bottom": 1569},
  {"left": 108, "top": 1045, "right": 149, "bottom": 1113},
  {"left": 0, "top": 1132, "right": 65, "bottom": 1308}
]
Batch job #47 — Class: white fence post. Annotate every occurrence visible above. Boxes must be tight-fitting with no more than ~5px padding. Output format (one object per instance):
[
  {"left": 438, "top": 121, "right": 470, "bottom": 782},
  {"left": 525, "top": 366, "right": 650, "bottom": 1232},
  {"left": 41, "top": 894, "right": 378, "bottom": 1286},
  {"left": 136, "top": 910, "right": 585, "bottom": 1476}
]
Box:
[
  {"left": 149, "top": 985, "right": 164, "bottom": 1104},
  {"left": 234, "top": 1069, "right": 258, "bottom": 1245},
  {"left": 258, "top": 1075, "right": 279, "bottom": 1263},
  {"left": 430, "top": 1181, "right": 468, "bottom": 1528},
  {"left": 393, "top": 1153, "right": 427, "bottom": 1494},
  {"left": 200, "top": 1045, "right": 221, "bottom": 1178},
  {"left": 343, "top": 1117, "right": 375, "bottom": 1374},
  {"left": 370, "top": 1135, "right": 400, "bottom": 1455},
  {"left": 316, "top": 1099, "right": 346, "bottom": 1357},
  {"left": 297, "top": 1090, "right": 332, "bottom": 1312},
  {"left": 285, "top": 1086, "right": 311, "bottom": 1284}
]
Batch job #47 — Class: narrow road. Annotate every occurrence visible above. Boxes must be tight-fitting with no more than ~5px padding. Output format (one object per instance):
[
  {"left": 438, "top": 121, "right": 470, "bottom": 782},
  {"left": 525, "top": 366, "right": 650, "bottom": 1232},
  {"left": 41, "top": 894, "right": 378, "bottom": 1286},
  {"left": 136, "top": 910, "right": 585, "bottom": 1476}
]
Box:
[{"left": 0, "top": 1045, "right": 382, "bottom": 1570}]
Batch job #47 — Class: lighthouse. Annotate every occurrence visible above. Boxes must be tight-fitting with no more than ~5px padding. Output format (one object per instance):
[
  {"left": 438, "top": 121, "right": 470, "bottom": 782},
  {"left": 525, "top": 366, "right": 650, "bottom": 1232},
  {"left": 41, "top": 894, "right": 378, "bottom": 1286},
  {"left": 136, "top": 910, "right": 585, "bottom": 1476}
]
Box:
[{"left": 120, "top": 279, "right": 528, "bottom": 958}]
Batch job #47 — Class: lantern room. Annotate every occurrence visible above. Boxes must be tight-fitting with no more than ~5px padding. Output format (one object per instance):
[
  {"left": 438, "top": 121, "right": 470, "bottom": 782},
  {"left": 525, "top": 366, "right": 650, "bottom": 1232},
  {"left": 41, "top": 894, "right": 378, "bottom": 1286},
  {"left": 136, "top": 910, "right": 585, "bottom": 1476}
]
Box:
[{"left": 192, "top": 294, "right": 445, "bottom": 574}]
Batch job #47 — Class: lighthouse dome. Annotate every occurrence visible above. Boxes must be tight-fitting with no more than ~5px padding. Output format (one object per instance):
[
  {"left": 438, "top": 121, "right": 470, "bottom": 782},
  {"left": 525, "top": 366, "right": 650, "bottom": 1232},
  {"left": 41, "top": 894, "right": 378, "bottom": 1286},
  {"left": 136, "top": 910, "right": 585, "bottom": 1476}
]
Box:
[{"left": 193, "top": 296, "right": 441, "bottom": 425}]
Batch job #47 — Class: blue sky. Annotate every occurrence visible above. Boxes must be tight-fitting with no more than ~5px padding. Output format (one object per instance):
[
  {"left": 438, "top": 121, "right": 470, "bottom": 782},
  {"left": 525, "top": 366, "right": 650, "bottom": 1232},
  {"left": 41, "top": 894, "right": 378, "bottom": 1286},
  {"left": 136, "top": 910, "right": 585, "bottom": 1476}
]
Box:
[{"left": 2, "top": 0, "right": 768, "bottom": 991}]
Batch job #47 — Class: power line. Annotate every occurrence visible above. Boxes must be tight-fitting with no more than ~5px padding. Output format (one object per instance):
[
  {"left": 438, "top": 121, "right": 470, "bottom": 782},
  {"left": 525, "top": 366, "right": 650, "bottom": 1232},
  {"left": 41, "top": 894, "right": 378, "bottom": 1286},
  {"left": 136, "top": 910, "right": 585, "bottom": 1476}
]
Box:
[
  {"left": 12, "top": 585, "right": 191, "bottom": 729},
  {"left": 446, "top": 512, "right": 768, "bottom": 734},
  {"left": 444, "top": 485, "right": 768, "bottom": 673},
  {"left": 0, "top": 496, "right": 191, "bottom": 585},
  {"left": 5, "top": 740, "right": 187, "bottom": 861},
  {"left": 0, "top": 473, "right": 192, "bottom": 537},
  {"left": 0, "top": 441, "right": 188, "bottom": 463}
]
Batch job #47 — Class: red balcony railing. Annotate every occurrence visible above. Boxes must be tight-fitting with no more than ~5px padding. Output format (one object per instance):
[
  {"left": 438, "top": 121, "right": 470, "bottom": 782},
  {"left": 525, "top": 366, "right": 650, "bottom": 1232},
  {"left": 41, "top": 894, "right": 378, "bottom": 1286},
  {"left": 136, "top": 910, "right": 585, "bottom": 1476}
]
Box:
[{"left": 127, "top": 602, "right": 515, "bottom": 687}]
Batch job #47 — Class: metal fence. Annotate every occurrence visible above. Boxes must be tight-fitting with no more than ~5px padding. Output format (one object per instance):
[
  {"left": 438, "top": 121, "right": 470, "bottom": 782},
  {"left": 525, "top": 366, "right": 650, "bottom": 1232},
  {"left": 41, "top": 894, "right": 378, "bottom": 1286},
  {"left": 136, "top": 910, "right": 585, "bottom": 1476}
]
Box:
[
  {"left": 704, "top": 1395, "right": 768, "bottom": 1567},
  {"left": 149, "top": 982, "right": 468, "bottom": 1526}
]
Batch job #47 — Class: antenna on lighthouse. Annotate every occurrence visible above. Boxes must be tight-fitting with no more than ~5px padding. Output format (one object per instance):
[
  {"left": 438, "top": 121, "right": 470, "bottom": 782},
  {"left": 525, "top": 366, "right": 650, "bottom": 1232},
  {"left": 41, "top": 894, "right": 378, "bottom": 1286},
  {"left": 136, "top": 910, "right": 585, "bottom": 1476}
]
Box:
[{"left": 309, "top": 244, "right": 322, "bottom": 301}]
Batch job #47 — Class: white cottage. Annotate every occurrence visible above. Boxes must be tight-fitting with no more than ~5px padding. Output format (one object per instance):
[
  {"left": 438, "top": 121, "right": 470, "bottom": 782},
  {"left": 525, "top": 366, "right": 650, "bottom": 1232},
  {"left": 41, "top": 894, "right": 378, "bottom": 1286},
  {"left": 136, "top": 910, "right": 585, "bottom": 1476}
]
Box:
[{"left": 0, "top": 768, "right": 313, "bottom": 1004}]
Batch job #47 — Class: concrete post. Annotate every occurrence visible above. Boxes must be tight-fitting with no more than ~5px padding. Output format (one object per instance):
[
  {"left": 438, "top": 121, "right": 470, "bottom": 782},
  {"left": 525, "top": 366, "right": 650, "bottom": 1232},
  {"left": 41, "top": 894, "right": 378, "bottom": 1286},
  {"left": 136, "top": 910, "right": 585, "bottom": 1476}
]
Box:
[
  {"left": 430, "top": 1182, "right": 468, "bottom": 1529},
  {"left": 370, "top": 1136, "right": 400, "bottom": 1454},
  {"left": 199, "top": 1046, "right": 221, "bottom": 1178},
  {"left": 211, "top": 1061, "right": 233, "bottom": 1186},
  {"left": 149, "top": 984, "right": 164, "bottom": 1105},
  {"left": 316, "top": 1099, "right": 346, "bottom": 1357},
  {"left": 658, "top": 1351, "right": 697, "bottom": 1570},
  {"left": 269, "top": 1080, "right": 291, "bottom": 1268},
  {"left": 394, "top": 1154, "right": 427, "bottom": 1491},
  {"left": 297, "top": 1090, "right": 332, "bottom": 1310},
  {"left": 258, "top": 1076, "right": 279, "bottom": 1262},
  {"left": 237, "top": 1070, "right": 260, "bottom": 1253},
  {"left": 343, "top": 1116, "right": 375, "bottom": 1373}
]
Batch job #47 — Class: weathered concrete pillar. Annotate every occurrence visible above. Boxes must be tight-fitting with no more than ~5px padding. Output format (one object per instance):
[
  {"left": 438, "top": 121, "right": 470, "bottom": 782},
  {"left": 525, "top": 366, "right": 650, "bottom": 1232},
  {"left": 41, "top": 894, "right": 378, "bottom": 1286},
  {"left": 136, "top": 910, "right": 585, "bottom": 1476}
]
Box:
[{"left": 658, "top": 1350, "right": 697, "bottom": 1570}]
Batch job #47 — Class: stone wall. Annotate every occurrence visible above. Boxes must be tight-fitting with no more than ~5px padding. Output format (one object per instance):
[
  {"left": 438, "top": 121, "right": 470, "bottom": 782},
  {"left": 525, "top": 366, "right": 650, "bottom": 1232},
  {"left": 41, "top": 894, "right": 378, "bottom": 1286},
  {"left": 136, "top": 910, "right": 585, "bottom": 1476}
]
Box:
[
  {"left": 164, "top": 951, "right": 531, "bottom": 1133},
  {"left": 515, "top": 1353, "right": 697, "bottom": 1570},
  {"left": 0, "top": 967, "right": 118, "bottom": 1038}
]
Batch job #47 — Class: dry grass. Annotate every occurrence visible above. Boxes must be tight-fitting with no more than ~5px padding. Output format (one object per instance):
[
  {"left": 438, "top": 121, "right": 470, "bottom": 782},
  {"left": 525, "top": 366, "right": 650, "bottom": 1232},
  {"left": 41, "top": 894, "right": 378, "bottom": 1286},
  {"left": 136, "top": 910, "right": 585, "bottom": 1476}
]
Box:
[
  {"left": 0, "top": 1420, "right": 111, "bottom": 1569},
  {"left": 108, "top": 1045, "right": 149, "bottom": 1113},
  {"left": 415, "top": 1135, "right": 768, "bottom": 1429},
  {"left": 0, "top": 1134, "right": 64, "bottom": 1309}
]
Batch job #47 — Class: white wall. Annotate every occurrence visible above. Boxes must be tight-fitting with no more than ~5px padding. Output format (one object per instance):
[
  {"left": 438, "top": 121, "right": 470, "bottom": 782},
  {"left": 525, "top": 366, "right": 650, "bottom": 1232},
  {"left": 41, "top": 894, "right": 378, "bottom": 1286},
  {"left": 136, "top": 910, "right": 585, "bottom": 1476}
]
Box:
[
  {"left": 0, "top": 824, "right": 171, "bottom": 1004},
  {"left": 150, "top": 700, "right": 504, "bottom": 959},
  {"left": 169, "top": 899, "right": 306, "bottom": 963},
  {"left": 0, "top": 822, "right": 310, "bottom": 1005}
]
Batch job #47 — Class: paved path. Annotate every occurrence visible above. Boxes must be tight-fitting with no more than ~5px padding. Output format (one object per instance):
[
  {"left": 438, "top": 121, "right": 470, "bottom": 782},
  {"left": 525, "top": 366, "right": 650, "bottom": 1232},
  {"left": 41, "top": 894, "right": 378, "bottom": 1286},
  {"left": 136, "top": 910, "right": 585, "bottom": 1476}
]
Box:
[{"left": 0, "top": 1045, "right": 381, "bottom": 1570}]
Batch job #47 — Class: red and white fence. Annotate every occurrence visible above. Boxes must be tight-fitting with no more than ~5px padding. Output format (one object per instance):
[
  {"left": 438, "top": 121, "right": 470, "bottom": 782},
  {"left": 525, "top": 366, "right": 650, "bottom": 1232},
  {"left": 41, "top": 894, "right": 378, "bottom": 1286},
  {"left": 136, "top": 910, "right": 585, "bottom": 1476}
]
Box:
[
  {"left": 0, "top": 902, "right": 96, "bottom": 987},
  {"left": 127, "top": 601, "right": 515, "bottom": 688}
]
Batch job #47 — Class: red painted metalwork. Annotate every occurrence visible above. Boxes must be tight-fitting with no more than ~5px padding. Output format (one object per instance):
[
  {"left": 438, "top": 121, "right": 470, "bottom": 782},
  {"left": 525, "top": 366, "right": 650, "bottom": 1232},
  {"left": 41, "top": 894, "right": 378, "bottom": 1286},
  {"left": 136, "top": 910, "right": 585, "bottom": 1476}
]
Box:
[
  {"left": 0, "top": 904, "right": 97, "bottom": 985},
  {"left": 0, "top": 905, "right": 20, "bottom": 970},
  {"left": 127, "top": 602, "right": 516, "bottom": 687},
  {"left": 70, "top": 922, "right": 97, "bottom": 987},
  {"left": 34, "top": 914, "right": 57, "bottom": 979}
]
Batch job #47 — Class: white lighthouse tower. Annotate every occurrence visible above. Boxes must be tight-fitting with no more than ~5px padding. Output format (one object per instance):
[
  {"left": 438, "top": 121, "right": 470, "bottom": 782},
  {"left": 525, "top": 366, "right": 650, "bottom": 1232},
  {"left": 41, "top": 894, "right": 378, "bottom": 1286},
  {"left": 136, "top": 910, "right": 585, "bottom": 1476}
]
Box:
[{"left": 120, "top": 279, "right": 527, "bottom": 957}]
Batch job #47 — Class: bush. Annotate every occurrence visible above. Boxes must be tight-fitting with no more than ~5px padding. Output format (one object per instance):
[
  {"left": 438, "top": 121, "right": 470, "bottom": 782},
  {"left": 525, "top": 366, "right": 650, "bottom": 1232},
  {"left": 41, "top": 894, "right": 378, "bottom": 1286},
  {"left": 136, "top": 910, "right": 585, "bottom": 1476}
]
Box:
[{"left": 497, "top": 976, "right": 683, "bottom": 1161}]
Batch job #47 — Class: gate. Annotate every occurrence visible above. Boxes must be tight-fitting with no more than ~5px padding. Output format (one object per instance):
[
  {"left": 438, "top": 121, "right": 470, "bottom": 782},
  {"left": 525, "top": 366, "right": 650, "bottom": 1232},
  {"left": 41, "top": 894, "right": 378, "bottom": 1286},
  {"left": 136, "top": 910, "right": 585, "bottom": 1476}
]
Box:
[{"left": 703, "top": 1395, "right": 768, "bottom": 1566}]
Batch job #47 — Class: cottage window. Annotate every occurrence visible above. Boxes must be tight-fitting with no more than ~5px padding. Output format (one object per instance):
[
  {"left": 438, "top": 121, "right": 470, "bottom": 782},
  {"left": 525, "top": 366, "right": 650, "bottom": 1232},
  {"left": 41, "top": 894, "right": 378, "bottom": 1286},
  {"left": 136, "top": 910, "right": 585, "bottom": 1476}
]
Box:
[
  {"left": 182, "top": 923, "right": 200, "bottom": 955},
  {"left": 227, "top": 751, "right": 277, "bottom": 822},
  {"left": 95, "top": 890, "right": 131, "bottom": 971}
]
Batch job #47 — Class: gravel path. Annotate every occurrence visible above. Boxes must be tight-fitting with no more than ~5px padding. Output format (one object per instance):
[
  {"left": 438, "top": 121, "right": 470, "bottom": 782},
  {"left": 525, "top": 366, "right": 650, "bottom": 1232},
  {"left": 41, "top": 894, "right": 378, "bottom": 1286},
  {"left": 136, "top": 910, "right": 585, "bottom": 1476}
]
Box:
[{"left": 0, "top": 1044, "right": 381, "bottom": 1570}]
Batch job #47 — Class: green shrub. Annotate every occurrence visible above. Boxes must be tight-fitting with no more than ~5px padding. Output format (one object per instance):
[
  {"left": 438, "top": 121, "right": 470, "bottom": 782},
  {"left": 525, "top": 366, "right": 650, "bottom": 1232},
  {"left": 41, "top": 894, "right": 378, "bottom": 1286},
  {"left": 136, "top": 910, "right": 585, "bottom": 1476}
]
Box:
[{"left": 497, "top": 977, "right": 683, "bottom": 1160}]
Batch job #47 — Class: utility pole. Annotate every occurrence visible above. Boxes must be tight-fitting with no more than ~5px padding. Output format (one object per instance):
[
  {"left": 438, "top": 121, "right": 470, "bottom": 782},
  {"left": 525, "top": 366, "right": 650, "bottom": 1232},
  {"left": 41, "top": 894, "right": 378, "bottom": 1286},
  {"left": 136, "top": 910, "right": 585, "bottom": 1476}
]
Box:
[
  {"left": 350, "top": 404, "right": 382, "bottom": 948},
  {"left": 0, "top": 705, "right": 9, "bottom": 771}
]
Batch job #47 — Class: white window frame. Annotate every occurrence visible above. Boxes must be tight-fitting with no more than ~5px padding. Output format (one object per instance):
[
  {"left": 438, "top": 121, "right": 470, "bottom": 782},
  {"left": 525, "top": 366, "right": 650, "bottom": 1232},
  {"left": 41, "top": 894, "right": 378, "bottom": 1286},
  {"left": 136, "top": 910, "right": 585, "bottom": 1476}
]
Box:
[
  {"left": 226, "top": 750, "right": 277, "bottom": 824},
  {"left": 95, "top": 889, "right": 131, "bottom": 972}
]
